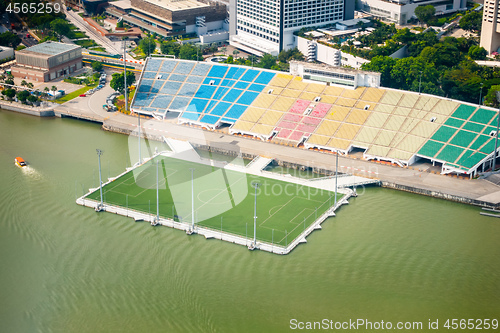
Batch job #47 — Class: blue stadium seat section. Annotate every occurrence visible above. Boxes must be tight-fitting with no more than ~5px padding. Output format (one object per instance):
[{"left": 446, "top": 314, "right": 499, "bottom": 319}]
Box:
[
  {"left": 224, "top": 104, "right": 247, "bottom": 122},
  {"left": 133, "top": 59, "right": 276, "bottom": 126},
  {"left": 210, "top": 102, "right": 232, "bottom": 116},
  {"left": 186, "top": 98, "right": 209, "bottom": 114},
  {"left": 150, "top": 95, "right": 173, "bottom": 109},
  {"left": 174, "top": 62, "right": 195, "bottom": 74},
  {"left": 200, "top": 115, "right": 220, "bottom": 124},
  {"left": 207, "top": 65, "right": 228, "bottom": 78},
  {"left": 143, "top": 71, "right": 158, "bottom": 79},
  {"left": 237, "top": 91, "right": 259, "bottom": 105},
  {"left": 160, "top": 60, "right": 177, "bottom": 73},
  {"left": 178, "top": 83, "right": 200, "bottom": 97},
  {"left": 151, "top": 80, "right": 165, "bottom": 93},
  {"left": 134, "top": 93, "right": 153, "bottom": 107},
  {"left": 138, "top": 79, "right": 154, "bottom": 93},
  {"left": 222, "top": 89, "right": 243, "bottom": 103},
  {"left": 254, "top": 71, "right": 276, "bottom": 84}
]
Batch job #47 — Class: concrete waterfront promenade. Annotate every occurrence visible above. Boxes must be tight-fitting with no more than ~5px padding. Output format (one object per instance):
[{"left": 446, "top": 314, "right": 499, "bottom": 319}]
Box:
[{"left": 3, "top": 92, "right": 500, "bottom": 208}]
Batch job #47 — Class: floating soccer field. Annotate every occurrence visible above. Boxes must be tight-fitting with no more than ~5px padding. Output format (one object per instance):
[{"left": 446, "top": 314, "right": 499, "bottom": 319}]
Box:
[{"left": 84, "top": 154, "right": 343, "bottom": 250}]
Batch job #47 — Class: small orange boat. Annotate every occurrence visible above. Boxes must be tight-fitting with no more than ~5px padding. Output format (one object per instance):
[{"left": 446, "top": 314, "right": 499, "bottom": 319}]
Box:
[{"left": 15, "top": 157, "right": 27, "bottom": 168}]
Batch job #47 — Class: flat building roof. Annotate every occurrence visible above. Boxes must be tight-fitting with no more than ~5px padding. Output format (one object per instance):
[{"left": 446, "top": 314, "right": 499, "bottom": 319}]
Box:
[
  {"left": 143, "top": 0, "right": 209, "bottom": 12},
  {"left": 23, "top": 42, "right": 81, "bottom": 56}
]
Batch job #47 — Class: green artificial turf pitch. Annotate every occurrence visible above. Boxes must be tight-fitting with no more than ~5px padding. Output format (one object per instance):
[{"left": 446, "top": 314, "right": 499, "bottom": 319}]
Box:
[{"left": 87, "top": 155, "right": 340, "bottom": 246}]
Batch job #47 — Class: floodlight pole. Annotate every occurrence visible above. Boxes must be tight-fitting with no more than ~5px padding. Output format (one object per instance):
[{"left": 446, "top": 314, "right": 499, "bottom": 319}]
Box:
[
  {"left": 334, "top": 152, "right": 338, "bottom": 205},
  {"left": 252, "top": 182, "right": 260, "bottom": 246},
  {"left": 138, "top": 112, "right": 141, "bottom": 165},
  {"left": 123, "top": 39, "right": 128, "bottom": 113},
  {"left": 190, "top": 168, "right": 195, "bottom": 231},
  {"left": 419, "top": 71, "right": 422, "bottom": 95},
  {"left": 156, "top": 160, "right": 159, "bottom": 223},
  {"left": 479, "top": 82, "right": 484, "bottom": 106},
  {"left": 97, "top": 149, "right": 104, "bottom": 210},
  {"left": 494, "top": 107, "right": 500, "bottom": 172},
  {"left": 493, "top": 91, "right": 500, "bottom": 172}
]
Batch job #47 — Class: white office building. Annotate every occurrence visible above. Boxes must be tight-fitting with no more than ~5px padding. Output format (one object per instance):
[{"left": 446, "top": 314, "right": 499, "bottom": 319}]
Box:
[
  {"left": 359, "top": 0, "right": 467, "bottom": 25},
  {"left": 481, "top": 0, "right": 500, "bottom": 54},
  {"left": 229, "top": 0, "right": 354, "bottom": 56}
]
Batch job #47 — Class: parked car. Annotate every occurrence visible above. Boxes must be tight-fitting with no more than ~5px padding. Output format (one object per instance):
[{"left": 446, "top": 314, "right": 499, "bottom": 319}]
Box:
[{"left": 79, "top": 94, "right": 86, "bottom": 97}]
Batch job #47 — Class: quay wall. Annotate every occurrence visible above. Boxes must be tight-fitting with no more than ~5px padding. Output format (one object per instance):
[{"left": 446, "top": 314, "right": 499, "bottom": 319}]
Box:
[
  {"left": 381, "top": 181, "right": 499, "bottom": 209},
  {"left": 0, "top": 101, "right": 54, "bottom": 117}
]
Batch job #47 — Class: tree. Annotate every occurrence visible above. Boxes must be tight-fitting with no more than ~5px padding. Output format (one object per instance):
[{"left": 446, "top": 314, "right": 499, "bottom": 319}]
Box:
[
  {"left": 160, "top": 40, "right": 180, "bottom": 56},
  {"left": 232, "top": 50, "right": 240, "bottom": 58},
  {"left": 2, "top": 88, "right": 16, "bottom": 100},
  {"left": 110, "top": 71, "right": 135, "bottom": 94},
  {"left": 459, "top": 11, "right": 482, "bottom": 32},
  {"left": 139, "top": 37, "right": 156, "bottom": 57},
  {"left": 361, "top": 55, "right": 397, "bottom": 87},
  {"left": 116, "top": 20, "right": 124, "bottom": 28},
  {"left": 92, "top": 61, "right": 103, "bottom": 72},
  {"left": 27, "top": 83, "right": 34, "bottom": 89},
  {"left": 51, "top": 86, "right": 57, "bottom": 93},
  {"left": 468, "top": 45, "right": 487, "bottom": 60},
  {"left": 258, "top": 53, "right": 277, "bottom": 69},
  {"left": 179, "top": 44, "right": 200, "bottom": 60},
  {"left": 21, "top": 80, "right": 27, "bottom": 87},
  {"left": 50, "top": 19, "right": 71, "bottom": 37},
  {"left": 16, "top": 90, "right": 30, "bottom": 103},
  {"left": 0, "top": 31, "right": 21, "bottom": 49},
  {"left": 220, "top": 47, "right": 227, "bottom": 56},
  {"left": 5, "top": 79, "right": 14, "bottom": 86},
  {"left": 484, "top": 85, "right": 500, "bottom": 107},
  {"left": 27, "top": 94, "right": 38, "bottom": 104},
  {"left": 414, "top": 5, "right": 436, "bottom": 26}
]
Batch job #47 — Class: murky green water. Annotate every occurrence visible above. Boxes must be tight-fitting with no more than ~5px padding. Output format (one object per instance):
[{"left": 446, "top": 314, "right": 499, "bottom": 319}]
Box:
[{"left": 1, "top": 109, "right": 499, "bottom": 333}]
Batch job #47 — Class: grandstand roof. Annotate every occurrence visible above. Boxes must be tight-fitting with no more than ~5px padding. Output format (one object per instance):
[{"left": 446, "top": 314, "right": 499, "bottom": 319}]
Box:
[{"left": 132, "top": 58, "right": 499, "bottom": 175}]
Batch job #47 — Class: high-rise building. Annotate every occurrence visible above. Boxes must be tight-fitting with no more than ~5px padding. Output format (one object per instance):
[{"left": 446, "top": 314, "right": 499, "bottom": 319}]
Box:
[
  {"left": 359, "top": 0, "right": 466, "bottom": 25},
  {"left": 481, "top": 0, "right": 500, "bottom": 55},
  {"left": 229, "top": 0, "right": 354, "bottom": 56}
]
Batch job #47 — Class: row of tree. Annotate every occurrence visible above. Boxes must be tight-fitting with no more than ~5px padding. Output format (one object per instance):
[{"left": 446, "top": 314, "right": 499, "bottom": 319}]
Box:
[{"left": 361, "top": 35, "right": 494, "bottom": 104}]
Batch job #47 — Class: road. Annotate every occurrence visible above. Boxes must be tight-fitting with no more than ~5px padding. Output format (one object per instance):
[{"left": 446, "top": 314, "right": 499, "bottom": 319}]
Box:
[{"left": 63, "top": 8, "right": 135, "bottom": 60}]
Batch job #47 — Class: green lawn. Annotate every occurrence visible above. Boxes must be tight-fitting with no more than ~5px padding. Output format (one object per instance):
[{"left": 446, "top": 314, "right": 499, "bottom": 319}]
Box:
[
  {"left": 89, "top": 46, "right": 107, "bottom": 52},
  {"left": 55, "top": 84, "right": 97, "bottom": 104},
  {"left": 74, "top": 39, "right": 99, "bottom": 48},
  {"left": 86, "top": 155, "right": 340, "bottom": 246}
]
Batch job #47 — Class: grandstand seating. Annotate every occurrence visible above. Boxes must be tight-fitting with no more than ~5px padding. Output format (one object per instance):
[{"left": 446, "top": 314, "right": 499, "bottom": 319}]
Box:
[{"left": 133, "top": 58, "right": 499, "bottom": 174}]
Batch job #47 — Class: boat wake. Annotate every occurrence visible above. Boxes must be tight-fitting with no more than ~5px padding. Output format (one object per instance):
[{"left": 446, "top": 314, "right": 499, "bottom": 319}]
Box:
[{"left": 21, "top": 166, "right": 43, "bottom": 181}]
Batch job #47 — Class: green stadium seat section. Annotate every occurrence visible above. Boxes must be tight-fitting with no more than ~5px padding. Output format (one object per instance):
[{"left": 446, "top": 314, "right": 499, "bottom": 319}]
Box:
[
  {"left": 451, "top": 104, "right": 476, "bottom": 120},
  {"left": 449, "top": 130, "right": 478, "bottom": 148},
  {"left": 462, "top": 122, "right": 485, "bottom": 133},
  {"left": 430, "top": 125, "right": 458, "bottom": 143},
  {"left": 418, "top": 140, "right": 444, "bottom": 158},
  {"left": 457, "top": 150, "right": 488, "bottom": 169},
  {"left": 470, "top": 108, "right": 496, "bottom": 125},
  {"left": 444, "top": 117, "right": 464, "bottom": 128},
  {"left": 437, "top": 145, "right": 465, "bottom": 163}
]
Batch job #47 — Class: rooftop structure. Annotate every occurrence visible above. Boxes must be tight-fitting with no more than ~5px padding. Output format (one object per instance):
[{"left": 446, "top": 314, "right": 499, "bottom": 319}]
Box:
[
  {"left": 107, "top": 0, "right": 228, "bottom": 38},
  {"left": 20, "top": 42, "right": 81, "bottom": 56},
  {"left": 480, "top": 0, "right": 500, "bottom": 54},
  {"left": 229, "top": 0, "right": 354, "bottom": 56},
  {"left": 359, "top": 0, "right": 467, "bottom": 25},
  {"left": 12, "top": 42, "right": 83, "bottom": 82},
  {"left": 131, "top": 58, "right": 499, "bottom": 177}
]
